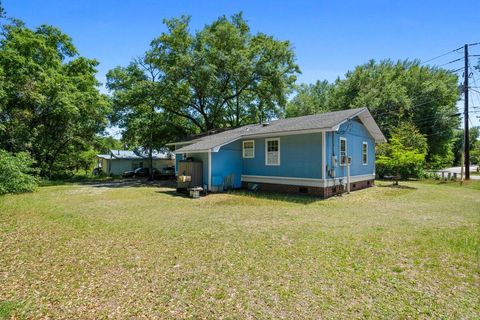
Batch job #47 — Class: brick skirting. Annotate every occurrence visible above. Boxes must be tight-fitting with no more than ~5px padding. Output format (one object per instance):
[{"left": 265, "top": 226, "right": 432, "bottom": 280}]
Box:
[{"left": 242, "top": 179, "right": 374, "bottom": 198}]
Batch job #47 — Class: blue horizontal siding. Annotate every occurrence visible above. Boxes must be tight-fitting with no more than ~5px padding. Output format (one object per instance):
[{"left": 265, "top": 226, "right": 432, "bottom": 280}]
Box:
[
  {"left": 242, "top": 132, "right": 323, "bottom": 179},
  {"left": 211, "top": 140, "right": 243, "bottom": 188},
  {"left": 325, "top": 119, "right": 375, "bottom": 178}
]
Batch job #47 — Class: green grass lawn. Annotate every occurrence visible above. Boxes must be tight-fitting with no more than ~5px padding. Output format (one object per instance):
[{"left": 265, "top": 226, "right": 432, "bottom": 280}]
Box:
[{"left": 0, "top": 180, "right": 479, "bottom": 319}]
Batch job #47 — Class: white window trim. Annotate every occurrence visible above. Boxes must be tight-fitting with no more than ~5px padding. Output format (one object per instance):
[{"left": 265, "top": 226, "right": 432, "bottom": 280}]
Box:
[
  {"left": 339, "top": 137, "right": 347, "bottom": 166},
  {"left": 265, "top": 138, "right": 280, "bottom": 166},
  {"left": 242, "top": 140, "right": 255, "bottom": 158},
  {"left": 362, "top": 141, "right": 368, "bottom": 165}
]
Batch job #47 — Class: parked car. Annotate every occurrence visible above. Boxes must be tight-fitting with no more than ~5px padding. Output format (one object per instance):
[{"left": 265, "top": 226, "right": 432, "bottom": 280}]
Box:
[
  {"left": 122, "top": 169, "right": 135, "bottom": 178},
  {"left": 123, "top": 167, "right": 174, "bottom": 179},
  {"left": 160, "top": 166, "right": 175, "bottom": 177},
  {"left": 133, "top": 167, "right": 150, "bottom": 177},
  {"left": 122, "top": 167, "right": 149, "bottom": 178}
]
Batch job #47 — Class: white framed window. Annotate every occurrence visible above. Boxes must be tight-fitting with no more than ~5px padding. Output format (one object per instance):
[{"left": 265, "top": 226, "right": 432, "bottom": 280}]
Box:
[
  {"left": 339, "top": 137, "right": 347, "bottom": 166},
  {"left": 362, "top": 141, "right": 368, "bottom": 165},
  {"left": 243, "top": 140, "right": 255, "bottom": 158},
  {"left": 265, "top": 138, "right": 280, "bottom": 166}
]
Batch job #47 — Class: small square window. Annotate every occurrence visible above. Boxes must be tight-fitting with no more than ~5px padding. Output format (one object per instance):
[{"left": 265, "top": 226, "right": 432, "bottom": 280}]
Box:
[
  {"left": 362, "top": 142, "right": 368, "bottom": 165},
  {"left": 243, "top": 140, "right": 255, "bottom": 158},
  {"left": 339, "top": 137, "right": 347, "bottom": 166},
  {"left": 265, "top": 138, "right": 280, "bottom": 166}
]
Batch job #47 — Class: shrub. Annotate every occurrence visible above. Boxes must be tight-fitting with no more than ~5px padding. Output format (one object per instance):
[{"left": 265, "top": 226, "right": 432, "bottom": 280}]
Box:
[
  {"left": 0, "top": 150, "right": 38, "bottom": 195},
  {"left": 471, "top": 140, "right": 480, "bottom": 165},
  {"left": 376, "top": 123, "right": 427, "bottom": 181}
]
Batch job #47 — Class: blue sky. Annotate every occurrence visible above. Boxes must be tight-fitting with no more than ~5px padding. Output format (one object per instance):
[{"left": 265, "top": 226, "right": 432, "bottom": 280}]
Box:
[{"left": 4, "top": 0, "right": 480, "bottom": 127}]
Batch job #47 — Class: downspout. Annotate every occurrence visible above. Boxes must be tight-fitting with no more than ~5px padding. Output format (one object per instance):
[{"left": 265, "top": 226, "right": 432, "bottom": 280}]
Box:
[
  {"left": 208, "top": 150, "right": 212, "bottom": 192},
  {"left": 322, "top": 132, "right": 326, "bottom": 183},
  {"left": 331, "top": 131, "right": 336, "bottom": 189}
]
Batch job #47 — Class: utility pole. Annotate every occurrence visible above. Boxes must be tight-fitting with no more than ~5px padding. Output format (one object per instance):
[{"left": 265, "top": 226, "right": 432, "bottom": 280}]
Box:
[{"left": 464, "top": 44, "right": 470, "bottom": 180}]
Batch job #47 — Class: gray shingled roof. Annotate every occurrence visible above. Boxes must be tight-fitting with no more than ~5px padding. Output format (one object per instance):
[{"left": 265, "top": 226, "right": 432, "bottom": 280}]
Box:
[
  {"left": 97, "top": 154, "right": 112, "bottom": 160},
  {"left": 135, "top": 148, "right": 175, "bottom": 160},
  {"left": 175, "top": 108, "right": 385, "bottom": 153},
  {"left": 110, "top": 150, "right": 142, "bottom": 159},
  {"left": 99, "top": 149, "right": 175, "bottom": 160}
]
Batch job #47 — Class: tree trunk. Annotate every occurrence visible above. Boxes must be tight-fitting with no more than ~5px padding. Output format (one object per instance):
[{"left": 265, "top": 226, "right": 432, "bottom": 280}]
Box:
[
  {"left": 149, "top": 107, "right": 154, "bottom": 181},
  {"left": 235, "top": 95, "right": 240, "bottom": 127},
  {"left": 149, "top": 146, "right": 153, "bottom": 181}
]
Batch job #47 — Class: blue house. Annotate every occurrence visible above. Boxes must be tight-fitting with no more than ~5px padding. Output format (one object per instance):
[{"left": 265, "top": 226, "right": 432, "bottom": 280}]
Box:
[{"left": 169, "top": 108, "right": 386, "bottom": 198}]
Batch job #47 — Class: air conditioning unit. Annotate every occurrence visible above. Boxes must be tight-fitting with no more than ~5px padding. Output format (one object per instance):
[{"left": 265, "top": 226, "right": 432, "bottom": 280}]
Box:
[{"left": 341, "top": 156, "right": 351, "bottom": 165}]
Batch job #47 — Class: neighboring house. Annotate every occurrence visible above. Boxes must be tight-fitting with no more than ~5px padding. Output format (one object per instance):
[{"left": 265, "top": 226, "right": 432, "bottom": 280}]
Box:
[
  {"left": 168, "top": 108, "right": 386, "bottom": 198},
  {"left": 96, "top": 149, "right": 175, "bottom": 176}
]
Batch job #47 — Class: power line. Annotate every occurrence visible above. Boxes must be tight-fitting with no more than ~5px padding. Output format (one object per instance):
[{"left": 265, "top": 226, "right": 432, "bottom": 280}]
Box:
[
  {"left": 448, "top": 67, "right": 465, "bottom": 73},
  {"left": 420, "top": 46, "right": 463, "bottom": 65},
  {"left": 437, "top": 57, "right": 464, "bottom": 67}
]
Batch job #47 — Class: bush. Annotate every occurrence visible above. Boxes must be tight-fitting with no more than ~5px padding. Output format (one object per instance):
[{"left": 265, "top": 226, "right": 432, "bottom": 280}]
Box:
[
  {"left": 471, "top": 140, "right": 480, "bottom": 165},
  {"left": 376, "top": 123, "right": 427, "bottom": 180},
  {"left": 0, "top": 150, "right": 38, "bottom": 195}
]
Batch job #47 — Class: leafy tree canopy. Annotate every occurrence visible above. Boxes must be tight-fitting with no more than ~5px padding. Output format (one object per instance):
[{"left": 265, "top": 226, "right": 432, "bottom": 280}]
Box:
[
  {"left": 0, "top": 20, "right": 110, "bottom": 176},
  {"left": 285, "top": 80, "right": 332, "bottom": 117},
  {"left": 143, "top": 13, "right": 299, "bottom": 132},
  {"left": 376, "top": 122, "right": 428, "bottom": 181}
]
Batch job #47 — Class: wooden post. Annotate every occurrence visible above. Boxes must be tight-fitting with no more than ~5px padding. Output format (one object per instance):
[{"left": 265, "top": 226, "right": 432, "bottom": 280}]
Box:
[
  {"left": 460, "top": 151, "right": 464, "bottom": 184},
  {"left": 464, "top": 44, "right": 470, "bottom": 180}
]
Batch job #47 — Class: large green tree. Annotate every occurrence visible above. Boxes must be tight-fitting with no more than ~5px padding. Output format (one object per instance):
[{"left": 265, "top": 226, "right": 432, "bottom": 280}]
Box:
[
  {"left": 285, "top": 80, "right": 332, "bottom": 117},
  {"left": 0, "top": 20, "right": 110, "bottom": 176},
  {"left": 328, "top": 60, "right": 460, "bottom": 167},
  {"left": 107, "top": 55, "right": 191, "bottom": 178},
  {"left": 146, "top": 13, "right": 299, "bottom": 131}
]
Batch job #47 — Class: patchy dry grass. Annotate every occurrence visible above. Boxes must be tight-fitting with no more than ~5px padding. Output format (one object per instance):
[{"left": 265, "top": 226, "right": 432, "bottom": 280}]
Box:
[{"left": 0, "top": 180, "right": 479, "bottom": 319}]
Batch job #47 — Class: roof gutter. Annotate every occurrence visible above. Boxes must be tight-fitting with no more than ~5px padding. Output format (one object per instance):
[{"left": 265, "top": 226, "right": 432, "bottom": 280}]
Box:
[
  {"left": 331, "top": 108, "right": 366, "bottom": 131},
  {"left": 174, "top": 149, "right": 212, "bottom": 154},
  {"left": 165, "top": 141, "right": 197, "bottom": 147},
  {"left": 242, "top": 128, "right": 330, "bottom": 139}
]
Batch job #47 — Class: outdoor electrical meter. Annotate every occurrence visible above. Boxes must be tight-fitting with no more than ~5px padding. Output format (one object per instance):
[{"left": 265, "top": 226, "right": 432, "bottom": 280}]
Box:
[{"left": 331, "top": 155, "right": 338, "bottom": 167}]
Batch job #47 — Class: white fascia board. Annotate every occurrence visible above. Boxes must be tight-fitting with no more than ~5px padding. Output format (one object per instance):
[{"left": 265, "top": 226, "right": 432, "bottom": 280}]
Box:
[
  {"left": 165, "top": 139, "right": 203, "bottom": 148},
  {"left": 174, "top": 149, "right": 211, "bottom": 154},
  {"left": 331, "top": 108, "right": 386, "bottom": 143},
  {"left": 212, "top": 138, "right": 241, "bottom": 152},
  {"left": 357, "top": 111, "right": 387, "bottom": 143},
  {"left": 332, "top": 108, "right": 366, "bottom": 131},
  {"left": 243, "top": 128, "right": 329, "bottom": 139}
]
